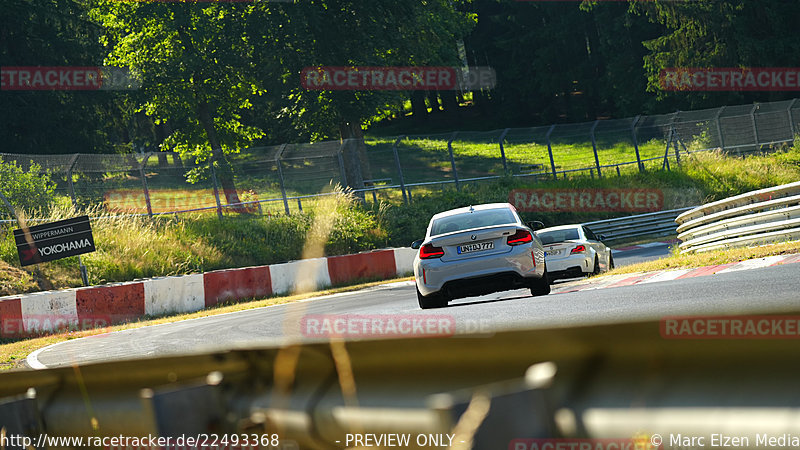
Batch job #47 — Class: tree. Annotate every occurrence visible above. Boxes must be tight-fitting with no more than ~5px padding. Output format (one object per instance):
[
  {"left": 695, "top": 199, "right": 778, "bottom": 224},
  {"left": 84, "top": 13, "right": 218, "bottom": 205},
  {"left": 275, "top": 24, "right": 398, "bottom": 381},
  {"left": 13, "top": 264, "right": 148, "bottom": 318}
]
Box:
[
  {"left": 89, "top": 0, "right": 473, "bottom": 193},
  {"left": 0, "top": 157, "right": 56, "bottom": 215},
  {"left": 90, "top": 1, "right": 268, "bottom": 206},
  {"left": 0, "top": 0, "right": 142, "bottom": 155},
  {"left": 632, "top": 0, "right": 800, "bottom": 108}
]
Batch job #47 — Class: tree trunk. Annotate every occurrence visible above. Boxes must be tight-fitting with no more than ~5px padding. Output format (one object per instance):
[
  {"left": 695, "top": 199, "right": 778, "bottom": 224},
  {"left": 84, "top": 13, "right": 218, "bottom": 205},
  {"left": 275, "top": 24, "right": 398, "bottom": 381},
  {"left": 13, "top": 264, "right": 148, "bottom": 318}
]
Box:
[
  {"left": 441, "top": 90, "right": 460, "bottom": 115},
  {"left": 176, "top": 24, "right": 245, "bottom": 212},
  {"left": 427, "top": 91, "right": 442, "bottom": 114},
  {"left": 197, "top": 100, "right": 244, "bottom": 211},
  {"left": 410, "top": 91, "right": 428, "bottom": 123},
  {"left": 339, "top": 120, "right": 372, "bottom": 200}
]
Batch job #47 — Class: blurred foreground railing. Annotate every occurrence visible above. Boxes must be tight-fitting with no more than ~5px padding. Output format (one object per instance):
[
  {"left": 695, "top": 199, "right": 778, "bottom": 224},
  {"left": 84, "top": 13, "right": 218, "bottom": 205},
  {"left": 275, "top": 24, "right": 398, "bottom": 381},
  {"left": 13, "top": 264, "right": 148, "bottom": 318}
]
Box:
[{"left": 2, "top": 319, "right": 800, "bottom": 449}]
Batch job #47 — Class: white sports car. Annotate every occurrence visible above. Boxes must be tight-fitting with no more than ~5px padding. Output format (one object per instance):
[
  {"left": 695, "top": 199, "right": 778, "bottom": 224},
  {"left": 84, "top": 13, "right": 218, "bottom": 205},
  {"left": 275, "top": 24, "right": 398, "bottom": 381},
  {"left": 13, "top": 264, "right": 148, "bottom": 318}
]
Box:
[{"left": 536, "top": 224, "right": 614, "bottom": 281}]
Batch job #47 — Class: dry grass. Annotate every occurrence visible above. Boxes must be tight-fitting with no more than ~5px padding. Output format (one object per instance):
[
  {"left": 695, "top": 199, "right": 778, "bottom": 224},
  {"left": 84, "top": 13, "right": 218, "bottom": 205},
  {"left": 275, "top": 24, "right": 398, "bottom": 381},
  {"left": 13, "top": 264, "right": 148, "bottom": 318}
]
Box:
[
  {"left": 606, "top": 240, "right": 800, "bottom": 275},
  {"left": 0, "top": 260, "right": 37, "bottom": 296}
]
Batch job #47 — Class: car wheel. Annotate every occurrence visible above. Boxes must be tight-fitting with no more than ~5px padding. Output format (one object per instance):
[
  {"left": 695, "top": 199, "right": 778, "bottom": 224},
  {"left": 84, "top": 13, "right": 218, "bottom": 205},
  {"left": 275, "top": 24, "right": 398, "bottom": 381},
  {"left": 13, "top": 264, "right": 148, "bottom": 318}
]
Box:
[
  {"left": 591, "top": 256, "right": 601, "bottom": 276},
  {"left": 609, "top": 254, "right": 615, "bottom": 270},
  {"left": 417, "top": 286, "right": 448, "bottom": 309},
  {"left": 530, "top": 267, "right": 551, "bottom": 296}
]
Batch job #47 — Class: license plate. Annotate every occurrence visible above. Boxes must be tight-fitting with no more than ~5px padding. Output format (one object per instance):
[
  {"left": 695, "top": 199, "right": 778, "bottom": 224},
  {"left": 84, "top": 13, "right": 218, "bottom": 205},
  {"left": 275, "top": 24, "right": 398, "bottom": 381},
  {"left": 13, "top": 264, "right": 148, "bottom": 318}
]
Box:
[
  {"left": 457, "top": 241, "right": 494, "bottom": 254},
  {"left": 545, "top": 249, "right": 562, "bottom": 256}
]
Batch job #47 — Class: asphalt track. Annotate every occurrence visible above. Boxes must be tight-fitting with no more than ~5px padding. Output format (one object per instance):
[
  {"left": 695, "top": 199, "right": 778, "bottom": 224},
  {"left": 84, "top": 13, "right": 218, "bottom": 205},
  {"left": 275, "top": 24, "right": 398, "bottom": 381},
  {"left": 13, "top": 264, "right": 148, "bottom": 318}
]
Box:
[
  {"left": 611, "top": 240, "right": 674, "bottom": 266},
  {"left": 31, "top": 258, "right": 800, "bottom": 368}
]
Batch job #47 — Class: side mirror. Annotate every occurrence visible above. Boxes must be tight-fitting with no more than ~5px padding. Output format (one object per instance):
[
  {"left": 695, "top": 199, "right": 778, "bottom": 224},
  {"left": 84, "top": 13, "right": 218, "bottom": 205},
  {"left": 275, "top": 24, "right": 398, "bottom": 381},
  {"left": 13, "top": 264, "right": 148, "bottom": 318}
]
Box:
[
  {"left": 527, "top": 221, "right": 545, "bottom": 231},
  {"left": 411, "top": 239, "right": 423, "bottom": 249},
  {"left": 597, "top": 234, "right": 607, "bottom": 241}
]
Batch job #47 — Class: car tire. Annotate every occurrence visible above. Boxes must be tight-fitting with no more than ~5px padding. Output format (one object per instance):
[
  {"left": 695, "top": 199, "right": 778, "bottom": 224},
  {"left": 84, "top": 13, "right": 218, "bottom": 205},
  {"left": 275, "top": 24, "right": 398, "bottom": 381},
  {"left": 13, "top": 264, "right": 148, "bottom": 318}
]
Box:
[
  {"left": 609, "top": 254, "right": 615, "bottom": 270},
  {"left": 530, "top": 267, "right": 551, "bottom": 297},
  {"left": 591, "top": 256, "right": 601, "bottom": 276},
  {"left": 417, "top": 286, "right": 448, "bottom": 309}
]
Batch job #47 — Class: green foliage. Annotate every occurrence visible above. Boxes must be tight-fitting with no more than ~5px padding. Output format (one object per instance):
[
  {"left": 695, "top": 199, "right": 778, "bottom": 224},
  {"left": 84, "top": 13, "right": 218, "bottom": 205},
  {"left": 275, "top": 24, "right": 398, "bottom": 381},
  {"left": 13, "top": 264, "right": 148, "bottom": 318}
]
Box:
[{"left": 0, "top": 158, "right": 56, "bottom": 216}]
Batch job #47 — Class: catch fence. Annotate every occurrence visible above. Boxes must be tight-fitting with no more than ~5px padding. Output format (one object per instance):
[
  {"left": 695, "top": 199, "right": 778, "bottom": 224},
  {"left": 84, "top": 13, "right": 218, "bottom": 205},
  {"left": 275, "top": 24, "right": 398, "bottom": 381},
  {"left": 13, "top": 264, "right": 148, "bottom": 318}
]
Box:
[{"left": 1, "top": 98, "right": 798, "bottom": 218}]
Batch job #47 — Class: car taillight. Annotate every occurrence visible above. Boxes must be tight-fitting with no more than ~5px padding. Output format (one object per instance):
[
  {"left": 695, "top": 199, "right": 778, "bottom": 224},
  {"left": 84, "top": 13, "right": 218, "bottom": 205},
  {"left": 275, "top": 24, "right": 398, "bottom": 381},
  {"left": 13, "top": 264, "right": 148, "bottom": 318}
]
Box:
[
  {"left": 419, "top": 243, "right": 445, "bottom": 259},
  {"left": 507, "top": 229, "right": 533, "bottom": 246},
  {"left": 570, "top": 245, "right": 586, "bottom": 254}
]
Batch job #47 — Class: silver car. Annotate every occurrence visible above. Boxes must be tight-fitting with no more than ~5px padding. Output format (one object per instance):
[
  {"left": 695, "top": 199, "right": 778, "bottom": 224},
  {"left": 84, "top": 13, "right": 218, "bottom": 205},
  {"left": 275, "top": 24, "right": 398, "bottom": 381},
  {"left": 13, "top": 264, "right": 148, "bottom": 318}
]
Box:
[
  {"left": 411, "top": 203, "right": 549, "bottom": 309},
  {"left": 536, "top": 224, "right": 614, "bottom": 281}
]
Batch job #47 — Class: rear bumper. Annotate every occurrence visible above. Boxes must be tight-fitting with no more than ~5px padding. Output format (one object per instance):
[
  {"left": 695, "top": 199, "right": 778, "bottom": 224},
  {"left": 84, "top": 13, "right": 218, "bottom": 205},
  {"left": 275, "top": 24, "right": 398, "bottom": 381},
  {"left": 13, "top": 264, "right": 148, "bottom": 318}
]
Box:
[
  {"left": 548, "top": 266, "right": 586, "bottom": 280},
  {"left": 440, "top": 271, "right": 535, "bottom": 300},
  {"left": 545, "top": 253, "right": 592, "bottom": 276}
]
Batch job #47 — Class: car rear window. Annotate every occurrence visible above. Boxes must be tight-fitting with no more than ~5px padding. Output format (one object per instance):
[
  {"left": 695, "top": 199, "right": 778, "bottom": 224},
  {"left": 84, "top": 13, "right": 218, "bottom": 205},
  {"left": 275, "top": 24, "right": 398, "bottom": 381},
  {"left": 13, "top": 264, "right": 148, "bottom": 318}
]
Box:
[
  {"left": 537, "top": 228, "right": 580, "bottom": 244},
  {"left": 430, "top": 208, "right": 517, "bottom": 236}
]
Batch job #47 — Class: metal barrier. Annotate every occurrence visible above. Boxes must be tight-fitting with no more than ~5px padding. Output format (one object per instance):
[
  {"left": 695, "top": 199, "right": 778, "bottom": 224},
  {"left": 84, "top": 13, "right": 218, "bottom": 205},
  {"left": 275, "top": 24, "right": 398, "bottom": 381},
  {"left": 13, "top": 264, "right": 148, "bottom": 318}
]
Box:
[
  {"left": 583, "top": 207, "right": 694, "bottom": 243},
  {"left": 2, "top": 319, "right": 800, "bottom": 447},
  {"left": 676, "top": 181, "right": 800, "bottom": 253}
]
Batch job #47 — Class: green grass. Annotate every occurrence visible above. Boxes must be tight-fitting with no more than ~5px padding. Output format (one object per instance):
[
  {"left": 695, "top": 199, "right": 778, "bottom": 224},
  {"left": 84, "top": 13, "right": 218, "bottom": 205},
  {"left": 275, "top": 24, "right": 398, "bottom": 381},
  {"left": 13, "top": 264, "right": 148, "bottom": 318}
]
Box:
[{"left": 363, "top": 133, "right": 675, "bottom": 188}]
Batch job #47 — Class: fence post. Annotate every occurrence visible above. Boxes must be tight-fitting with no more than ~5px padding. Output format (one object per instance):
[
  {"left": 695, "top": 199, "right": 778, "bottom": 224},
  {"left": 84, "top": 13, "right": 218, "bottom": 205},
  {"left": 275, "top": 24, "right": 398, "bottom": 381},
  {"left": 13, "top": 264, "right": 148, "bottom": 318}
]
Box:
[
  {"left": 0, "top": 190, "right": 19, "bottom": 227},
  {"left": 209, "top": 161, "right": 224, "bottom": 219},
  {"left": 665, "top": 112, "right": 680, "bottom": 165},
  {"left": 663, "top": 128, "right": 674, "bottom": 170},
  {"left": 139, "top": 153, "right": 153, "bottom": 218},
  {"left": 275, "top": 144, "right": 290, "bottom": 215},
  {"left": 631, "top": 115, "right": 643, "bottom": 173},
  {"left": 788, "top": 99, "right": 798, "bottom": 137},
  {"left": 590, "top": 120, "right": 602, "bottom": 178},
  {"left": 392, "top": 136, "right": 409, "bottom": 205},
  {"left": 715, "top": 106, "right": 726, "bottom": 151},
  {"left": 750, "top": 104, "right": 760, "bottom": 151},
  {"left": 673, "top": 137, "right": 683, "bottom": 166},
  {"left": 447, "top": 132, "right": 460, "bottom": 191},
  {"left": 545, "top": 125, "right": 557, "bottom": 180},
  {"left": 498, "top": 128, "right": 510, "bottom": 176},
  {"left": 66, "top": 154, "right": 80, "bottom": 209}
]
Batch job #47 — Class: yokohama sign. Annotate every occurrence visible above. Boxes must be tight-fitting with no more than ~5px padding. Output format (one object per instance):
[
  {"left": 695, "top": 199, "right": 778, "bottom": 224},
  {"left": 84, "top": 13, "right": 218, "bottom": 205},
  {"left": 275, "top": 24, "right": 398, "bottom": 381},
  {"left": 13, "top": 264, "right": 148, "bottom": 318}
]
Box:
[{"left": 14, "top": 216, "right": 96, "bottom": 266}]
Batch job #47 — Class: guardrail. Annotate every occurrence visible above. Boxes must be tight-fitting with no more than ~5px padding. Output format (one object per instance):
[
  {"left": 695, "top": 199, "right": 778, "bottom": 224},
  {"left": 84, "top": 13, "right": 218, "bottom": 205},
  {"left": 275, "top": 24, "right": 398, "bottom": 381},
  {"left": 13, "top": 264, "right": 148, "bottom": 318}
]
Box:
[
  {"left": 676, "top": 181, "right": 800, "bottom": 253},
  {"left": 3, "top": 319, "right": 800, "bottom": 447},
  {"left": 583, "top": 207, "right": 694, "bottom": 243}
]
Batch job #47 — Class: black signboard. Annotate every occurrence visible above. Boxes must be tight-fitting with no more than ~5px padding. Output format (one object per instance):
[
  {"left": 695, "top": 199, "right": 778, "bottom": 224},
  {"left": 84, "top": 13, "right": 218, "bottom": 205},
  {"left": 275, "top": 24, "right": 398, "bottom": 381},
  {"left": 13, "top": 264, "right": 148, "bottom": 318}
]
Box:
[{"left": 14, "top": 216, "right": 96, "bottom": 266}]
